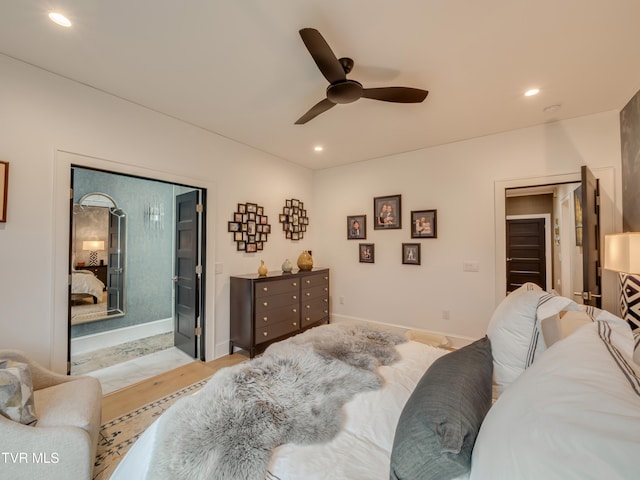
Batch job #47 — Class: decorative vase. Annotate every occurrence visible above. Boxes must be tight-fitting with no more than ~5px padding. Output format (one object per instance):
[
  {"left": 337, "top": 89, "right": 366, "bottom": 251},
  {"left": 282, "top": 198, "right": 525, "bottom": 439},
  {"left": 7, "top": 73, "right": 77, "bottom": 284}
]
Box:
[
  {"left": 297, "top": 250, "right": 313, "bottom": 271},
  {"left": 257, "top": 260, "right": 268, "bottom": 277},
  {"left": 282, "top": 258, "right": 293, "bottom": 273}
]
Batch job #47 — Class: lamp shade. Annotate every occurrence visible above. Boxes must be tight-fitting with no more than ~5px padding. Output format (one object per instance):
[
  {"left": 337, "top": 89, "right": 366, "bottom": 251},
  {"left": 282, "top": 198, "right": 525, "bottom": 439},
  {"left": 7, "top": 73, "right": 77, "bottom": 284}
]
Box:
[
  {"left": 82, "top": 240, "right": 105, "bottom": 251},
  {"left": 604, "top": 233, "right": 640, "bottom": 274}
]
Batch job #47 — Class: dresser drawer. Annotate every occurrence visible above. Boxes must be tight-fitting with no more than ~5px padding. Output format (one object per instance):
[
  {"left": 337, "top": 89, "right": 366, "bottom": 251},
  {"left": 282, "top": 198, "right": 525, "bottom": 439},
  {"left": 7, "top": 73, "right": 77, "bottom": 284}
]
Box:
[
  {"left": 302, "top": 284, "right": 329, "bottom": 301},
  {"left": 254, "top": 304, "right": 299, "bottom": 326},
  {"left": 302, "top": 297, "right": 330, "bottom": 325},
  {"left": 300, "top": 273, "right": 329, "bottom": 289},
  {"left": 255, "top": 319, "right": 300, "bottom": 345},
  {"left": 255, "top": 278, "right": 300, "bottom": 298},
  {"left": 255, "top": 291, "right": 299, "bottom": 312}
]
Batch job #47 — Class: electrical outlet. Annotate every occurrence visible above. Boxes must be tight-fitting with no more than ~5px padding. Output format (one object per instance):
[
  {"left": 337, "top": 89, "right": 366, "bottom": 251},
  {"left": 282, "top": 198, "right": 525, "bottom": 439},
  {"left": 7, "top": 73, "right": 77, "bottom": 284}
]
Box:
[
  {"left": 442, "top": 309, "right": 450, "bottom": 320},
  {"left": 339, "top": 296, "right": 345, "bottom": 305}
]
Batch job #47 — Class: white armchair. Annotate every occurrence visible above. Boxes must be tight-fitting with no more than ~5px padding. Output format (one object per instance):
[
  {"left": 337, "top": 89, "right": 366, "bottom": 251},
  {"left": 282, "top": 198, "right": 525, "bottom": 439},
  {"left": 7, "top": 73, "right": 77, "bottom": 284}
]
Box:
[{"left": 0, "top": 350, "right": 102, "bottom": 480}]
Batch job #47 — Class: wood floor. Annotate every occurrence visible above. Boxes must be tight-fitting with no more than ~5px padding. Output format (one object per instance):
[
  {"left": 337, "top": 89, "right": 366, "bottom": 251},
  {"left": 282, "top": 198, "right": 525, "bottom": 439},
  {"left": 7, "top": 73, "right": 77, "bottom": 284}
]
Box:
[{"left": 101, "top": 352, "right": 248, "bottom": 423}]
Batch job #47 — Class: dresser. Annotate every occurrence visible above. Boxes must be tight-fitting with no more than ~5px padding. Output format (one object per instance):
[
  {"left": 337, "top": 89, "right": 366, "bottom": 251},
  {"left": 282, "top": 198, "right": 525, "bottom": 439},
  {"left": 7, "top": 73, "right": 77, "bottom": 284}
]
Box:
[{"left": 230, "top": 268, "right": 330, "bottom": 357}]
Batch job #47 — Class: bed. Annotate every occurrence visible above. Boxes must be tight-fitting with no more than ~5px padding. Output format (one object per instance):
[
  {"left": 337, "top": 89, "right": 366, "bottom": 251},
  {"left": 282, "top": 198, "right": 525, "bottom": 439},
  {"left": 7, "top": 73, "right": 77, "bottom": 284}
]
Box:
[
  {"left": 71, "top": 270, "right": 105, "bottom": 303},
  {"left": 110, "top": 283, "right": 640, "bottom": 480}
]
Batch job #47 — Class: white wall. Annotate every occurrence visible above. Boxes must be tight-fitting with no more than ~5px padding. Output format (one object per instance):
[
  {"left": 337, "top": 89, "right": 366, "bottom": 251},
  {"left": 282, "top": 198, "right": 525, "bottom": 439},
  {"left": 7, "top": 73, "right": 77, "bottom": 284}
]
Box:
[
  {"left": 0, "top": 55, "right": 314, "bottom": 370},
  {"left": 314, "top": 112, "right": 623, "bottom": 341}
]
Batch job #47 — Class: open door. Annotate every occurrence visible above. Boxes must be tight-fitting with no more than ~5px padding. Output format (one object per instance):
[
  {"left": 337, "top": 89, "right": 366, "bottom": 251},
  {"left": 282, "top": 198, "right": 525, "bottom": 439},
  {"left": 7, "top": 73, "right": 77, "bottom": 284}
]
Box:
[
  {"left": 579, "top": 165, "right": 602, "bottom": 307},
  {"left": 174, "top": 190, "right": 201, "bottom": 358}
]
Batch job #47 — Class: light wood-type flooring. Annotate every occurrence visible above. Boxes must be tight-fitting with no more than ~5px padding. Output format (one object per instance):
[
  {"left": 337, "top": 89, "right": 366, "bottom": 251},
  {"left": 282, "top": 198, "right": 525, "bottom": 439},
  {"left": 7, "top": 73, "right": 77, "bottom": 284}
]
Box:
[{"left": 101, "top": 352, "right": 248, "bottom": 423}]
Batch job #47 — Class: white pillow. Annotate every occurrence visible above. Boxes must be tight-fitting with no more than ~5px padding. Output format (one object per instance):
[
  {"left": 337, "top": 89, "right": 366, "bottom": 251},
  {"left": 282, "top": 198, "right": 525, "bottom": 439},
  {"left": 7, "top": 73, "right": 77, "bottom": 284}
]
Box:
[
  {"left": 487, "top": 283, "right": 577, "bottom": 394},
  {"left": 486, "top": 283, "right": 544, "bottom": 394},
  {"left": 540, "top": 310, "right": 592, "bottom": 346},
  {"left": 633, "top": 330, "right": 640, "bottom": 367},
  {"left": 471, "top": 314, "right": 640, "bottom": 480}
]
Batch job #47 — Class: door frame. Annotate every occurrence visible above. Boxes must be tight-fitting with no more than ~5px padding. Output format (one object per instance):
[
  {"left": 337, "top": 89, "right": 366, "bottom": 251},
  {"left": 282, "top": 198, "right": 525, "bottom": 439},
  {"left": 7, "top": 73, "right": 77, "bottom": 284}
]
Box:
[
  {"left": 51, "top": 150, "right": 217, "bottom": 373},
  {"left": 506, "top": 213, "right": 552, "bottom": 292},
  {"left": 494, "top": 167, "right": 619, "bottom": 313}
]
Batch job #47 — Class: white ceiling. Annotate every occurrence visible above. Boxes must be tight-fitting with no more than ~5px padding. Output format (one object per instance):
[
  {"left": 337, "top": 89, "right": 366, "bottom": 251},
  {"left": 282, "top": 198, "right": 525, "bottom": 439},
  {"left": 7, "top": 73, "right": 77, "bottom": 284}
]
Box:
[{"left": 2, "top": 1, "right": 640, "bottom": 170}]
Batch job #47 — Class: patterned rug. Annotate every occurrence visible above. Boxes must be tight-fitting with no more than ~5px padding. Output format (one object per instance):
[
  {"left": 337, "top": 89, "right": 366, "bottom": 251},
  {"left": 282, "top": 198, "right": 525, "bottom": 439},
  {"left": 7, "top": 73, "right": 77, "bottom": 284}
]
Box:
[{"left": 92, "top": 377, "right": 210, "bottom": 480}]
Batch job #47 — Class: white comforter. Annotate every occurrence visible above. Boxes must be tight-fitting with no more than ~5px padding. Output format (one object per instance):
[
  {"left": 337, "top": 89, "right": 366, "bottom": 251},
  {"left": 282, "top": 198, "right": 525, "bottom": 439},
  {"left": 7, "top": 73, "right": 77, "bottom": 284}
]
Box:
[
  {"left": 110, "top": 340, "right": 455, "bottom": 480},
  {"left": 72, "top": 270, "right": 105, "bottom": 301}
]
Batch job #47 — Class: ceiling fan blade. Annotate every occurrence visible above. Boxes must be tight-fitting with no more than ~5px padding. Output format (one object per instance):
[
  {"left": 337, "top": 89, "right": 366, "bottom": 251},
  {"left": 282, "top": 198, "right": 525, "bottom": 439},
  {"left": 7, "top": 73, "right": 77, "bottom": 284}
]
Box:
[
  {"left": 361, "top": 87, "right": 429, "bottom": 103},
  {"left": 295, "top": 98, "right": 336, "bottom": 125},
  {"left": 299, "top": 28, "right": 346, "bottom": 84}
]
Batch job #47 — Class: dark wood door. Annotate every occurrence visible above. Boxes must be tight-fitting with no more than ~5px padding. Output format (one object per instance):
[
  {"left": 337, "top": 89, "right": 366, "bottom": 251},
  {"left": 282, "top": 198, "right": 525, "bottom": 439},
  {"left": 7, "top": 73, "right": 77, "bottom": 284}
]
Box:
[
  {"left": 580, "top": 165, "right": 601, "bottom": 307},
  {"left": 506, "top": 218, "right": 546, "bottom": 293},
  {"left": 174, "top": 190, "right": 200, "bottom": 358}
]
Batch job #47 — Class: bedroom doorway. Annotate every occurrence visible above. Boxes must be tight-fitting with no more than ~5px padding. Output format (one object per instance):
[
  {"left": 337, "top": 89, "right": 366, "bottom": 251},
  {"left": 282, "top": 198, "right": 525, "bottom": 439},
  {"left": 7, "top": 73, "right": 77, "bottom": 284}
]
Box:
[{"left": 68, "top": 165, "right": 206, "bottom": 391}]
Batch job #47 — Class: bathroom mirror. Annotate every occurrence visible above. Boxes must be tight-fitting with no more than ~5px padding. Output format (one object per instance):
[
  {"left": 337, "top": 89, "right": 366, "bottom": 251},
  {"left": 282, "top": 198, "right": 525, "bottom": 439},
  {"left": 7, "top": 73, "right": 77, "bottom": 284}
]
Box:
[{"left": 71, "top": 192, "right": 126, "bottom": 324}]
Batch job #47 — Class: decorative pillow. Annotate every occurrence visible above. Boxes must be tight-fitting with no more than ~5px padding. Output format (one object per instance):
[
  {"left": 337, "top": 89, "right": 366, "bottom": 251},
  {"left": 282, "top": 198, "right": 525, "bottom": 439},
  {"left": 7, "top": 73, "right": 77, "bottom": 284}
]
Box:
[
  {"left": 541, "top": 310, "right": 593, "bottom": 346},
  {"left": 487, "top": 283, "right": 578, "bottom": 394},
  {"left": 389, "top": 336, "right": 493, "bottom": 480},
  {"left": 0, "top": 360, "right": 37, "bottom": 425}
]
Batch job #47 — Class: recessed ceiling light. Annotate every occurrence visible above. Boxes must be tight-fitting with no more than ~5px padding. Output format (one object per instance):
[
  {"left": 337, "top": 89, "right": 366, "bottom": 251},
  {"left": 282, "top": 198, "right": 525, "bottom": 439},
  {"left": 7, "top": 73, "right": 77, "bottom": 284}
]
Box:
[
  {"left": 314, "top": 146, "right": 323, "bottom": 152},
  {"left": 524, "top": 88, "right": 540, "bottom": 97},
  {"left": 48, "top": 12, "right": 72, "bottom": 27}
]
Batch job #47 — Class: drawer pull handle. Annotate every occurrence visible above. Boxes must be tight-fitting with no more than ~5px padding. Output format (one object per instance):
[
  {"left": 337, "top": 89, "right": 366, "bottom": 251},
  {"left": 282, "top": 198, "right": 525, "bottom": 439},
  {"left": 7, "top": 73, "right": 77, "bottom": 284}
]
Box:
[
  {"left": 324, "top": 299, "right": 328, "bottom": 302},
  {"left": 263, "top": 316, "right": 268, "bottom": 322},
  {"left": 305, "top": 317, "right": 311, "bottom": 321},
  {"left": 306, "top": 305, "right": 311, "bottom": 309},
  {"left": 324, "top": 310, "right": 328, "bottom": 314},
  {"left": 292, "top": 322, "right": 297, "bottom": 327},
  {"left": 263, "top": 287, "right": 268, "bottom": 292},
  {"left": 324, "top": 287, "right": 328, "bottom": 291},
  {"left": 263, "top": 332, "right": 268, "bottom": 337},
  {"left": 306, "top": 280, "right": 311, "bottom": 284},
  {"left": 324, "top": 276, "right": 328, "bottom": 280},
  {"left": 293, "top": 308, "right": 297, "bottom": 313},
  {"left": 306, "top": 292, "right": 311, "bottom": 296},
  {"left": 263, "top": 302, "right": 268, "bottom": 307},
  {"left": 292, "top": 282, "right": 297, "bottom": 287},
  {"left": 292, "top": 295, "right": 297, "bottom": 300}
]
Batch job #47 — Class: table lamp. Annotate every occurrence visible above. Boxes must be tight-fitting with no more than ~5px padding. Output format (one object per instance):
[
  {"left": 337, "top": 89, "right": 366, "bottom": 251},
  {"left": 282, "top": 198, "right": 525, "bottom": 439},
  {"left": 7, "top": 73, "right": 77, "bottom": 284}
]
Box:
[{"left": 83, "top": 240, "right": 105, "bottom": 266}]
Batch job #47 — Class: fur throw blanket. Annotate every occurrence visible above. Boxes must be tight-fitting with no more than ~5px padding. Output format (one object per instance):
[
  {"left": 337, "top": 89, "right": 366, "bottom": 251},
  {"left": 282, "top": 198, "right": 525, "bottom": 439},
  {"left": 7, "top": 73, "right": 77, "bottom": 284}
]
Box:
[{"left": 148, "top": 324, "right": 407, "bottom": 480}]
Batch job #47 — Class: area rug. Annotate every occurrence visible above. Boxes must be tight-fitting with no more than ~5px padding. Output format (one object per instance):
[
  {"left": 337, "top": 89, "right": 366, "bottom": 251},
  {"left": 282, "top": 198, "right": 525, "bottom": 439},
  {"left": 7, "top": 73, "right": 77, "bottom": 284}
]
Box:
[{"left": 92, "top": 377, "right": 210, "bottom": 480}]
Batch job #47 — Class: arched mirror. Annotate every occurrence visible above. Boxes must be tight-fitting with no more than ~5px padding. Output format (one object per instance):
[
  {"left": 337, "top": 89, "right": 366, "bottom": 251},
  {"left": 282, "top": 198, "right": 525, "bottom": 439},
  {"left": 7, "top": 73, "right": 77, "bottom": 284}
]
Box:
[{"left": 71, "top": 192, "right": 126, "bottom": 323}]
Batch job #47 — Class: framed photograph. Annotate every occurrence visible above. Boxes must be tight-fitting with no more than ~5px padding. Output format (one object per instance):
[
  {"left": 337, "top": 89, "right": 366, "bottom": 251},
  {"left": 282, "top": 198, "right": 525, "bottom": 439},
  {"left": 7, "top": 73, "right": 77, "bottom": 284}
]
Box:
[
  {"left": 374, "top": 194, "right": 401, "bottom": 229},
  {"left": 0, "top": 161, "right": 7, "bottom": 223},
  {"left": 347, "top": 215, "right": 366, "bottom": 239},
  {"left": 411, "top": 209, "right": 437, "bottom": 238},
  {"left": 359, "top": 243, "right": 375, "bottom": 263},
  {"left": 402, "top": 243, "right": 421, "bottom": 265},
  {"left": 246, "top": 203, "right": 257, "bottom": 214},
  {"left": 237, "top": 203, "right": 246, "bottom": 214},
  {"left": 228, "top": 221, "right": 240, "bottom": 232}
]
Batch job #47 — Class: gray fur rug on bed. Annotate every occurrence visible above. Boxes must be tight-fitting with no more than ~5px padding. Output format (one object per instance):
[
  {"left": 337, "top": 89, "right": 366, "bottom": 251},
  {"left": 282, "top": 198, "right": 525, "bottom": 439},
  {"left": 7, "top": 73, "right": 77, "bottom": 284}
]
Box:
[{"left": 148, "top": 323, "right": 407, "bottom": 480}]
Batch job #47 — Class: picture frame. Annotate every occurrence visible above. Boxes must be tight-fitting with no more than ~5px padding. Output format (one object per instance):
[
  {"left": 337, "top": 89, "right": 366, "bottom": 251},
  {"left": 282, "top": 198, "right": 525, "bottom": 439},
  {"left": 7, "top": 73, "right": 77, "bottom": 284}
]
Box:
[
  {"left": 0, "top": 161, "right": 7, "bottom": 223},
  {"left": 347, "top": 215, "right": 366, "bottom": 239},
  {"left": 359, "top": 243, "right": 375, "bottom": 263},
  {"left": 574, "top": 186, "right": 583, "bottom": 247},
  {"left": 402, "top": 243, "right": 421, "bottom": 265},
  {"left": 279, "top": 198, "right": 309, "bottom": 241},
  {"left": 374, "top": 194, "right": 401, "bottom": 229},
  {"left": 411, "top": 209, "right": 437, "bottom": 238},
  {"left": 230, "top": 202, "right": 270, "bottom": 252}
]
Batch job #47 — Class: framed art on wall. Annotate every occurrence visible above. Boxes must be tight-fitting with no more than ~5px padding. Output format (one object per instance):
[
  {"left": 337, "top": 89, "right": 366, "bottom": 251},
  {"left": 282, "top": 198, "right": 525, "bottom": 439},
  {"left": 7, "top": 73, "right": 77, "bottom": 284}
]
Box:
[
  {"left": 230, "top": 202, "right": 270, "bottom": 252},
  {"left": 359, "top": 243, "right": 375, "bottom": 263},
  {"left": 402, "top": 243, "right": 421, "bottom": 265},
  {"left": 411, "top": 209, "right": 437, "bottom": 238},
  {"left": 0, "top": 161, "right": 7, "bottom": 222},
  {"left": 374, "top": 194, "right": 401, "bottom": 229},
  {"left": 347, "top": 215, "right": 366, "bottom": 239},
  {"left": 279, "top": 198, "right": 309, "bottom": 240}
]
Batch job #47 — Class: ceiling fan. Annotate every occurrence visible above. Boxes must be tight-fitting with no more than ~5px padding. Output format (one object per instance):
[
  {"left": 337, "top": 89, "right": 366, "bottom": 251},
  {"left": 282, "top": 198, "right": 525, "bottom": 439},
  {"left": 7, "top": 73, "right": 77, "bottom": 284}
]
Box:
[{"left": 295, "top": 28, "right": 429, "bottom": 125}]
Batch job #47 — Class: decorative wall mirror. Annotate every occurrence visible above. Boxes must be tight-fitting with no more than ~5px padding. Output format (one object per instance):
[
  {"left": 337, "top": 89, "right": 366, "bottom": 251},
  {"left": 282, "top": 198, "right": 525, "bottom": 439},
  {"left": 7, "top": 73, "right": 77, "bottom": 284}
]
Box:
[{"left": 71, "top": 192, "right": 126, "bottom": 324}]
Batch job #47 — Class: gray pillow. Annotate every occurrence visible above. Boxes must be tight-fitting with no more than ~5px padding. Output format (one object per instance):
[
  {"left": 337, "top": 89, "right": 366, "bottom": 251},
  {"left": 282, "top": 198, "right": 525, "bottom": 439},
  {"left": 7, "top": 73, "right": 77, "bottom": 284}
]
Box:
[{"left": 389, "top": 336, "right": 493, "bottom": 480}]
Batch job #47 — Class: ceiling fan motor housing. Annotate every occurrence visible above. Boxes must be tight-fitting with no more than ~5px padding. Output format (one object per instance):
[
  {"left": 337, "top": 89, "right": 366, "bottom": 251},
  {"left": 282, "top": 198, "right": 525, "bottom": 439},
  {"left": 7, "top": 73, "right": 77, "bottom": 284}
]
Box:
[{"left": 327, "top": 80, "right": 363, "bottom": 104}]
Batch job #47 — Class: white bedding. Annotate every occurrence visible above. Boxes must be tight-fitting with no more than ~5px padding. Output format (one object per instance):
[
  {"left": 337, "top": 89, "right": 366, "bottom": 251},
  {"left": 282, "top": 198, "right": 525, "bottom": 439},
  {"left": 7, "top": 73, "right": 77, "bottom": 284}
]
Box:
[
  {"left": 110, "top": 340, "right": 458, "bottom": 480},
  {"left": 72, "top": 270, "right": 105, "bottom": 301}
]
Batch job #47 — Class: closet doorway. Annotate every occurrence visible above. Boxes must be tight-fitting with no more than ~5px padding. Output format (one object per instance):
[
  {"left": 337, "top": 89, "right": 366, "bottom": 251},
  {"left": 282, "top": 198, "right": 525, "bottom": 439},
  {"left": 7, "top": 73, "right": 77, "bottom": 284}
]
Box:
[{"left": 68, "top": 165, "right": 206, "bottom": 392}]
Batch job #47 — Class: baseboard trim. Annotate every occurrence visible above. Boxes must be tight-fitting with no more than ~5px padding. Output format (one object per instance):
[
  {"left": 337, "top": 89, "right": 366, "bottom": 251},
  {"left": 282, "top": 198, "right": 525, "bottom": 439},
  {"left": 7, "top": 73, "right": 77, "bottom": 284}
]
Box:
[{"left": 71, "top": 318, "right": 173, "bottom": 354}]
